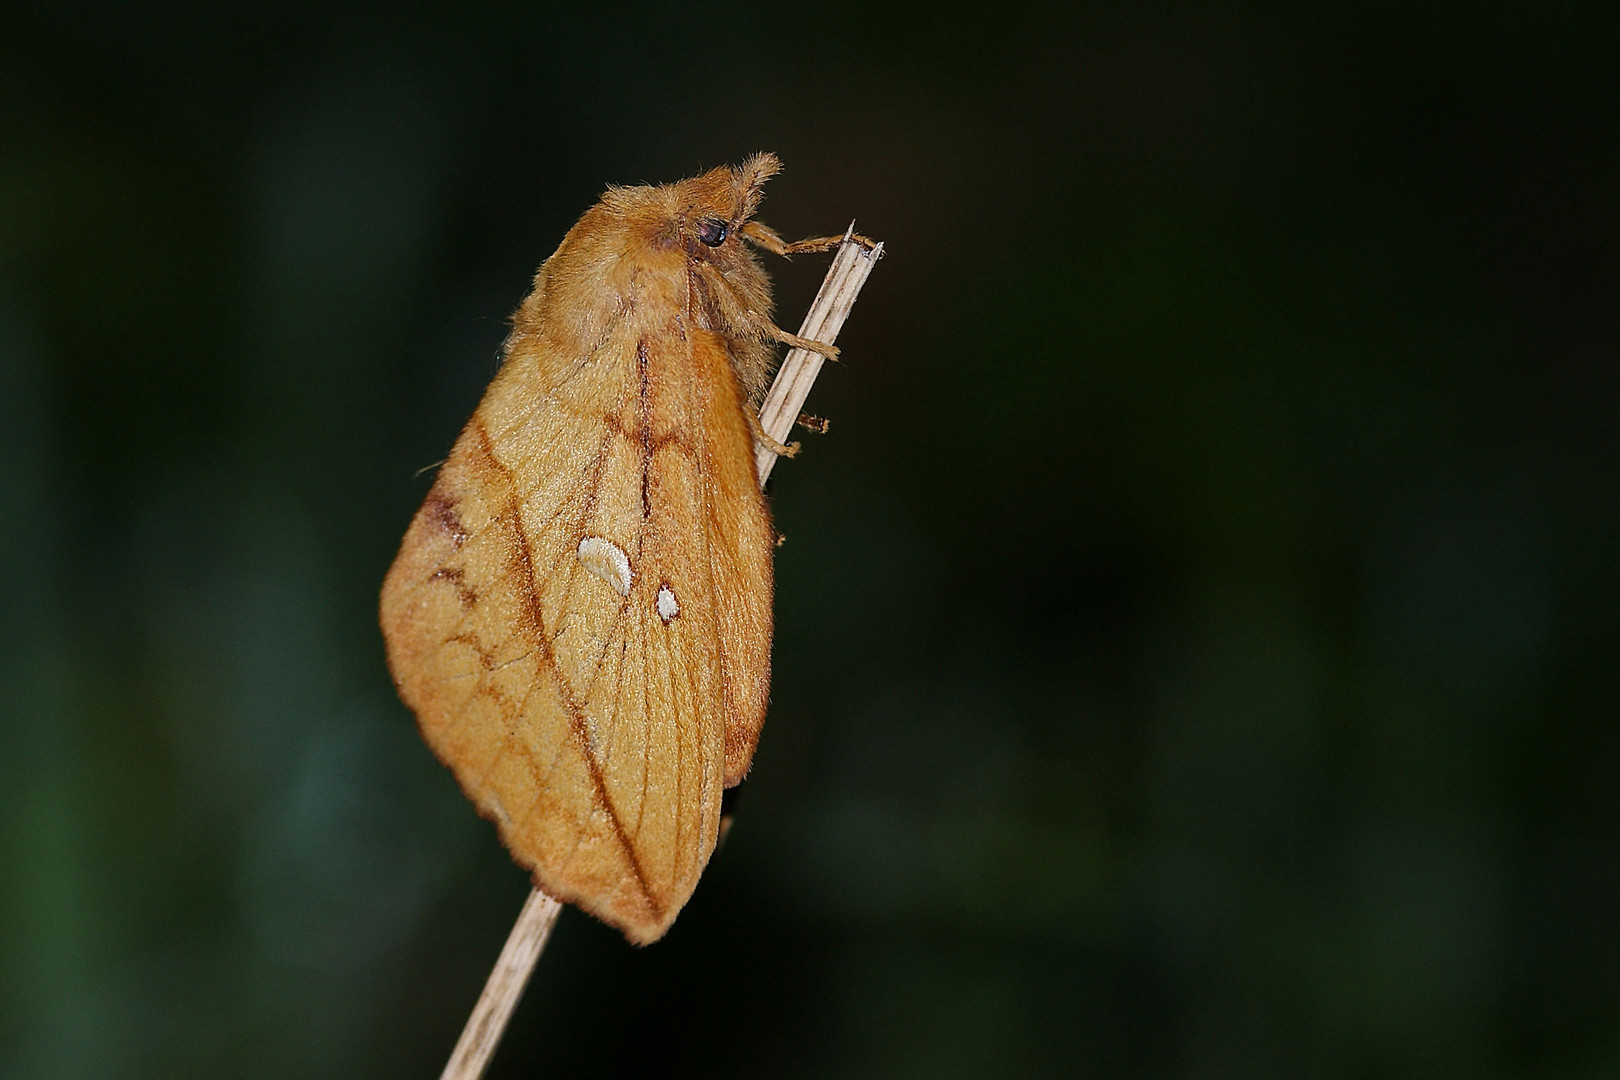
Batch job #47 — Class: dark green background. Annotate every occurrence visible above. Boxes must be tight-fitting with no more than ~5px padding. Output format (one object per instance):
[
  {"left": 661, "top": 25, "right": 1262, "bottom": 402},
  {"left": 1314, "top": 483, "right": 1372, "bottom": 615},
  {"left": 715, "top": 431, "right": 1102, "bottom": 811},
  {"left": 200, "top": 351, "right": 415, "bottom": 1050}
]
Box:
[{"left": 3, "top": 3, "right": 1617, "bottom": 1077}]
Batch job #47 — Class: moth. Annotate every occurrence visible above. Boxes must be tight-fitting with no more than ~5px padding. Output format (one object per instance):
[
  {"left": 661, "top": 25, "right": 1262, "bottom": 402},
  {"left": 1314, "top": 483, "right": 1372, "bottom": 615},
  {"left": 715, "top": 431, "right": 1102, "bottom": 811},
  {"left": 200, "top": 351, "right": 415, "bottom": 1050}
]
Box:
[{"left": 380, "top": 154, "right": 864, "bottom": 944}]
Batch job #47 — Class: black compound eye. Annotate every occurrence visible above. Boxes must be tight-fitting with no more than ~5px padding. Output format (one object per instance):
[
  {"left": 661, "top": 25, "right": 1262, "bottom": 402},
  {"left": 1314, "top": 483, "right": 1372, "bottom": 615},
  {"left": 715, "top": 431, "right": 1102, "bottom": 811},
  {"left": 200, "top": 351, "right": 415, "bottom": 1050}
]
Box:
[{"left": 696, "top": 217, "right": 729, "bottom": 246}]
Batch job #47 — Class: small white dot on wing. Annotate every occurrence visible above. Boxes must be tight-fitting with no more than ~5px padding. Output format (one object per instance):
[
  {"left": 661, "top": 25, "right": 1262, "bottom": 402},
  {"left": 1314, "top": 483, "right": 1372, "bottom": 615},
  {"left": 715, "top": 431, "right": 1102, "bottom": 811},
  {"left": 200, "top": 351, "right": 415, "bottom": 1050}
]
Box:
[{"left": 656, "top": 585, "right": 680, "bottom": 623}]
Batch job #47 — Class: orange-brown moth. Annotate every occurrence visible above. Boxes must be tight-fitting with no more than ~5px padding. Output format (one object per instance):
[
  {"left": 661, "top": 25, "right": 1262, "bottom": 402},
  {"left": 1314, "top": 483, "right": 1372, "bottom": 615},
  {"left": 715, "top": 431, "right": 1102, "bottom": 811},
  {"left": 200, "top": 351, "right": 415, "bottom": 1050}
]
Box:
[{"left": 379, "top": 154, "right": 866, "bottom": 944}]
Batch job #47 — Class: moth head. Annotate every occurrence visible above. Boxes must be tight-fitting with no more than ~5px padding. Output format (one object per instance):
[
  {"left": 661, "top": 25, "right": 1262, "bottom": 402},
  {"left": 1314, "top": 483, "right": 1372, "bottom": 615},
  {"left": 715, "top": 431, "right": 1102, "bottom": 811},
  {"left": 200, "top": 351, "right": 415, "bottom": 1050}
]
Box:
[
  {"left": 674, "top": 152, "right": 781, "bottom": 258},
  {"left": 582, "top": 156, "right": 781, "bottom": 347},
  {"left": 594, "top": 154, "right": 781, "bottom": 263}
]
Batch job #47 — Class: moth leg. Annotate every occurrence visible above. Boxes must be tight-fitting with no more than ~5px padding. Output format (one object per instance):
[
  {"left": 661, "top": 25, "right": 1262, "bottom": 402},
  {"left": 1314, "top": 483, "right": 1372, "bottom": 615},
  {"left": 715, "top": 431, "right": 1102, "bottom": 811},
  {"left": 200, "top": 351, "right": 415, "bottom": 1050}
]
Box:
[
  {"left": 741, "top": 221, "right": 879, "bottom": 256},
  {"left": 693, "top": 257, "right": 838, "bottom": 359},
  {"left": 781, "top": 232, "right": 880, "bottom": 254},
  {"left": 764, "top": 320, "right": 840, "bottom": 361},
  {"left": 747, "top": 410, "right": 801, "bottom": 458}
]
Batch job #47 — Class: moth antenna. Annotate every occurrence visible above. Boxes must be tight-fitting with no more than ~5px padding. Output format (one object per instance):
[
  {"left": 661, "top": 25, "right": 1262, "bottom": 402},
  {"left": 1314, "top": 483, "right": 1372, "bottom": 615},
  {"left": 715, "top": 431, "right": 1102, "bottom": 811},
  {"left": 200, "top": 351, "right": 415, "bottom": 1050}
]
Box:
[{"left": 734, "top": 152, "right": 782, "bottom": 220}]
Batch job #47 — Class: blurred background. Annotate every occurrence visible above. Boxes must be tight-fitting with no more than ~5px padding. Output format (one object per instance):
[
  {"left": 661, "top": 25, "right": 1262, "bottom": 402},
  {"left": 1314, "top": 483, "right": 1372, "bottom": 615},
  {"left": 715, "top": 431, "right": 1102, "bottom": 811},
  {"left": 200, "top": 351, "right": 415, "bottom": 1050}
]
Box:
[{"left": 3, "top": 2, "right": 1618, "bottom": 1076}]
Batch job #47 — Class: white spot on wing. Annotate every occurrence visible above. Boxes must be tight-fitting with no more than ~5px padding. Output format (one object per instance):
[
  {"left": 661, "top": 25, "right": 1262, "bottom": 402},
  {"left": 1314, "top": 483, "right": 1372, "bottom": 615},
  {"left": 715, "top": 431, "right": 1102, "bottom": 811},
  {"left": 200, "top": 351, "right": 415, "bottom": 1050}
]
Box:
[
  {"left": 656, "top": 584, "right": 680, "bottom": 624},
  {"left": 577, "top": 536, "right": 631, "bottom": 597}
]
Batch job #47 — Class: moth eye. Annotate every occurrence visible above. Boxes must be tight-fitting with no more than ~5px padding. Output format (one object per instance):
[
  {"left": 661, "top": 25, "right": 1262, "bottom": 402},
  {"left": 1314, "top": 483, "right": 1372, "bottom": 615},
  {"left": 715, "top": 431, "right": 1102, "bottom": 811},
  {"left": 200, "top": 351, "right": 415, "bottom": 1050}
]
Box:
[{"left": 696, "top": 218, "right": 729, "bottom": 246}]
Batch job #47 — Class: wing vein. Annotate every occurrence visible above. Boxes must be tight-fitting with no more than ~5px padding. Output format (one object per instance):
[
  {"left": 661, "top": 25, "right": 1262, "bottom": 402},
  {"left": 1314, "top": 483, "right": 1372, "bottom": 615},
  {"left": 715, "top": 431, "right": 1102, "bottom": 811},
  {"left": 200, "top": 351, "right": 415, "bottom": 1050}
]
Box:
[{"left": 474, "top": 422, "right": 657, "bottom": 913}]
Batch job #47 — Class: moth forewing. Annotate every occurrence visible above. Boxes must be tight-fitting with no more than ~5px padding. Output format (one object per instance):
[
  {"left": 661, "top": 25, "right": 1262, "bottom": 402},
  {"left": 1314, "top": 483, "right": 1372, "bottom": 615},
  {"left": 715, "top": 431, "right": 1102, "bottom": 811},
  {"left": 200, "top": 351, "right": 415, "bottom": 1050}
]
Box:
[{"left": 381, "top": 156, "right": 806, "bottom": 943}]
